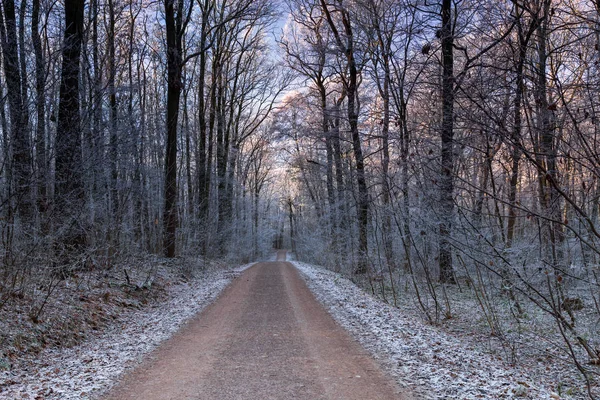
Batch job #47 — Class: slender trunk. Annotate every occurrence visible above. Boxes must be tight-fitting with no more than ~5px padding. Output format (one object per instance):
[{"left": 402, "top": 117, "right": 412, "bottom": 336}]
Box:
[
  {"left": 107, "top": 0, "right": 119, "bottom": 232},
  {"left": 288, "top": 198, "right": 295, "bottom": 253},
  {"left": 380, "top": 56, "right": 395, "bottom": 272},
  {"left": 398, "top": 90, "right": 412, "bottom": 272},
  {"left": 92, "top": 0, "right": 102, "bottom": 198},
  {"left": 204, "top": 56, "right": 217, "bottom": 251},
  {"left": 18, "top": 0, "right": 26, "bottom": 121},
  {"left": 347, "top": 43, "right": 369, "bottom": 274},
  {"left": 0, "top": 0, "right": 31, "bottom": 222},
  {"left": 320, "top": 87, "right": 335, "bottom": 237},
  {"left": 129, "top": 2, "right": 142, "bottom": 243},
  {"left": 197, "top": 5, "right": 209, "bottom": 227},
  {"left": 320, "top": 1, "right": 368, "bottom": 274},
  {"left": 32, "top": 0, "right": 47, "bottom": 223},
  {"left": 17, "top": 0, "right": 30, "bottom": 216},
  {"left": 474, "top": 147, "right": 489, "bottom": 227},
  {"left": 343, "top": 13, "right": 368, "bottom": 273},
  {"left": 506, "top": 18, "right": 527, "bottom": 248},
  {"left": 136, "top": 58, "right": 147, "bottom": 245},
  {"left": 216, "top": 71, "right": 228, "bottom": 249},
  {"left": 370, "top": 6, "right": 396, "bottom": 272},
  {"left": 332, "top": 98, "right": 346, "bottom": 239},
  {"left": 535, "top": 0, "right": 563, "bottom": 267},
  {"left": 253, "top": 190, "right": 259, "bottom": 257},
  {"left": 183, "top": 86, "right": 193, "bottom": 216}
]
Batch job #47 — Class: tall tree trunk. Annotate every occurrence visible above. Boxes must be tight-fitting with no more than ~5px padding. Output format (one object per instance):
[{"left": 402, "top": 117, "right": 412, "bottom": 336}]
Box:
[
  {"left": 163, "top": 0, "right": 182, "bottom": 258},
  {"left": 203, "top": 52, "right": 217, "bottom": 252},
  {"left": 380, "top": 54, "right": 395, "bottom": 272},
  {"left": 91, "top": 0, "right": 102, "bottom": 201},
  {"left": 183, "top": 86, "right": 193, "bottom": 217},
  {"left": 216, "top": 71, "right": 228, "bottom": 251},
  {"left": 370, "top": 4, "right": 396, "bottom": 272},
  {"left": 331, "top": 96, "right": 346, "bottom": 248},
  {"left": 137, "top": 61, "right": 147, "bottom": 245},
  {"left": 438, "top": 0, "right": 456, "bottom": 283},
  {"left": 196, "top": 0, "right": 211, "bottom": 233},
  {"left": 506, "top": 9, "right": 532, "bottom": 248},
  {"left": 0, "top": 0, "right": 31, "bottom": 222},
  {"left": 287, "top": 197, "right": 295, "bottom": 253},
  {"left": 397, "top": 90, "right": 411, "bottom": 272},
  {"left": 535, "top": 0, "right": 563, "bottom": 267},
  {"left": 503, "top": 24, "right": 527, "bottom": 312},
  {"left": 107, "top": 0, "right": 119, "bottom": 236},
  {"left": 128, "top": 1, "right": 143, "bottom": 244},
  {"left": 197, "top": 50, "right": 209, "bottom": 221},
  {"left": 55, "top": 0, "right": 86, "bottom": 255},
  {"left": 32, "top": 0, "right": 47, "bottom": 227},
  {"left": 17, "top": 0, "right": 29, "bottom": 139},
  {"left": 17, "top": 0, "right": 30, "bottom": 215},
  {"left": 321, "top": 0, "right": 369, "bottom": 274},
  {"left": 321, "top": 89, "right": 336, "bottom": 238},
  {"left": 345, "top": 21, "right": 369, "bottom": 275}
]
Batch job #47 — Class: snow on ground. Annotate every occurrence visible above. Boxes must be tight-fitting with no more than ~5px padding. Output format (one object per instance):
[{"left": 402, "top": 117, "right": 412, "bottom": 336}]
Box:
[
  {"left": 0, "top": 254, "right": 578, "bottom": 399},
  {"left": 293, "top": 260, "right": 560, "bottom": 400},
  {"left": 0, "top": 262, "right": 255, "bottom": 399}
]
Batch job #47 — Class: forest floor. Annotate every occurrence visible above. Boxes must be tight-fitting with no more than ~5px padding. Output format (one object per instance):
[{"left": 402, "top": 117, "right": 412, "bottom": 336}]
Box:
[
  {"left": 0, "top": 251, "right": 594, "bottom": 399},
  {"left": 0, "top": 255, "right": 255, "bottom": 399}
]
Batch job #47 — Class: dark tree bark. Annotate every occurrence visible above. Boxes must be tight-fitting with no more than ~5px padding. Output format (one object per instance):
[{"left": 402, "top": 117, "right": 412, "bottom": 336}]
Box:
[
  {"left": 215, "top": 65, "right": 227, "bottom": 250},
  {"left": 331, "top": 93, "right": 347, "bottom": 242},
  {"left": 32, "top": 0, "right": 47, "bottom": 221},
  {"left": 0, "top": 0, "right": 31, "bottom": 221},
  {"left": 163, "top": 0, "right": 184, "bottom": 258},
  {"left": 438, "top": 0, "right": 456, "bottom": 284},
  {"left": 321, "top": 87, "right": 336, "bottom": 236},
  {"left": 90, "top": 0, "right": 103, "bottom": 200},
  {"left": 217, "top": 33, "right": 237, "bottom": 249},
  {"left": 506, "top": 4, "right": 536, "bottom": 248},
  {"left": 183, "top": 85, "right": 193, "bottom": 216},
  {"left": 368, "top": 4, "right": 397, "bottom": 272},
  {"left": 17, "top": 0, "right": 27, "bottom": 130},
  {"left": 107, "top": 0, "right": 119, "bottom": 232},
  {"left": 287, "top": 197, "right": 296, "bottom": 253},
  {"left": 55, "top": 0, "right": 86, "bottom": 256},
  {"left": 196, "top": 0, "right": 212, "bottom": 232},
  {"left": 321, "top": 0, "right": 369, "bottom": 274},
  {"left": 56, "top": 0, "right": 85, "bottom": 200},
  {"left": 534, "top": 0, "right": 563, "bottom": 267},
  {"left": 197, "top": 47, "right": 209, "bottom": 226},
  {"left": 205, "top": 47, "right": 217, "bottom": 241}
]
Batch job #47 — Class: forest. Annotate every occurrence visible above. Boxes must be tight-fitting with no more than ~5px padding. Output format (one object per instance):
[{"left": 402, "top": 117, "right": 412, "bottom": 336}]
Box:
[{"left": 0, "top": 0, "right": 600, "bottom": 397}]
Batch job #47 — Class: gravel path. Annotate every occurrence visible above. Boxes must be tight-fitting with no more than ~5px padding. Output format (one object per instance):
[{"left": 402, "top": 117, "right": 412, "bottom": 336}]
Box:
[{"left": 103, "top": 252, "right": 411, "bottom": 400}]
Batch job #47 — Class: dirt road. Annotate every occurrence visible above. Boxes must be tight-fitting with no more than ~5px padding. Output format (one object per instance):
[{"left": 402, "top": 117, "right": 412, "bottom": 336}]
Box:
[{"left": 103, "top": 252, "right": 409, "bottom": 399}]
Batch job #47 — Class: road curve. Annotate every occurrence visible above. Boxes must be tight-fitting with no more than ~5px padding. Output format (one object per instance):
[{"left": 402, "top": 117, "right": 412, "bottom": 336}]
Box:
[{"left": 103, "top": 252, "right": 409, "bottom": 400}]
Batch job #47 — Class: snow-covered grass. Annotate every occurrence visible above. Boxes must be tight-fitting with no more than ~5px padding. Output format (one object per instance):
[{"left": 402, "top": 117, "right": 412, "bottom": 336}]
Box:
[
  {"left": 2, "top": 253, "right": 590, "bottom": 399},
  {"left": 0, "top": 261, "right": 254, "bottom": 399},
  {"left": 293, "top": 260, "right": 565, "bottom": 400}
]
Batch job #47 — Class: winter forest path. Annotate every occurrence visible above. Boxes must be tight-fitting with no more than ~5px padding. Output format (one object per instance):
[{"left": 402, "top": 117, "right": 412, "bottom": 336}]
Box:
[{"left": 103, "top": 251, "right": 409, "bottom": 400}]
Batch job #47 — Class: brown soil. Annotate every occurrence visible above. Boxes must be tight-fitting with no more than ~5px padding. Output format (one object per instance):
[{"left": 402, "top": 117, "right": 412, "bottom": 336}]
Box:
[{"left": 103, "top": 251, "right": 411, "bottom": 399}]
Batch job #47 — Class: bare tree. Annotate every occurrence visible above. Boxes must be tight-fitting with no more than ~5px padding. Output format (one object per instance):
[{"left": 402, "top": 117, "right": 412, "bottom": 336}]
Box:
[
  {"left": 55, "top": 0, "right": 86, "bottom": 261},
  {"left": 320, "top": 0, "right": 369, "bottom": 274},
  {"left": 0, "top": 0, "right": 31, "bottom": 222}
]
